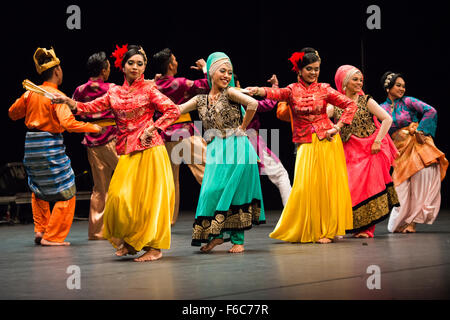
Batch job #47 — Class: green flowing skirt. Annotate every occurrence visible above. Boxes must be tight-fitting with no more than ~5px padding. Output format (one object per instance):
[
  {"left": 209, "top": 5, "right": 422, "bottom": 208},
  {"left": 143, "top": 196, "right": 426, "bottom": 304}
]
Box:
[{"left": 191, "top": 135, "right": 265, "bottom": 246}]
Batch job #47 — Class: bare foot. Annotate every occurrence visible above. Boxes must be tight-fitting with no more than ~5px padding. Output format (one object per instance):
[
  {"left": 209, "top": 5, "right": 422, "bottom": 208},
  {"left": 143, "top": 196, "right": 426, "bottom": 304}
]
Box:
[
  {"left": 317, "top": 238, "right": 333, "bottom": 244},
  {"left": 115, "top": 245, "right": 129, "bottom": 256},
  {"left": 403, "top": 223, "right": 416, "bottom": 233},
  {"left": 40, "top": 239, "right": 70, "bottom": 246},
  {"left": 200, "top": 238, "right": 224, "bottom": 253},
  {"left": 228, "top": 244, "right": 245, "bottom": 253},
  {"left": 34, "top": 232, "right": 44, "bottom": 245},
  {"left": 354, "top": 232, "right": 370, "bottom": 238},
  {"left": 394, "top": 224, "right": 408, "bottom": 233},
  {"left": 115, "top": 243, "right": 137, "bottom": 256},
  {"left": 134, "top": 248, "right": 162, "bottom": 262}
]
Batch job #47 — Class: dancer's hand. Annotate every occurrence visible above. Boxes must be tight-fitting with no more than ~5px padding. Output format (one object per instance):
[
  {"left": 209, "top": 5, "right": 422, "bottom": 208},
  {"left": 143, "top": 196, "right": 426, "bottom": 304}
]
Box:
[
  {"left": 140, "top": 125, "right": 155, "bottom": 146},
  {"left": 415, "top": 131, "right": 426, "bottom": 144},
  {"left": 51, "top": 93, "right": 77, "bottom": 111},
  {"left": 267, "top": 74, "right": 279, "bottom": 88},
  {"left": 51, "top": 93, "right": 68, "bottom": 104},
  {"left": 235, "top": 126, "right": 247, "bottom": 137},
  {"left": 191, "top": 59, "right": 206, "bottom": 73},
  {"left": 325, "top": 128, "right": 338, "bottom": 141},
  {"left": 245, "top": 87, "right": 260, "bottom": 96},
  {"left": 371, "top": 141, "right": 381, "bottom": 154}
]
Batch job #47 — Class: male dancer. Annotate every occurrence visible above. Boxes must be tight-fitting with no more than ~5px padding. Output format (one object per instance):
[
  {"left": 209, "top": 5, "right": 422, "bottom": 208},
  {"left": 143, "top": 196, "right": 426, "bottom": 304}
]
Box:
[
  {"left": 152, "top": 48, "right": 209, "bottom": 224},
  {"left": 235, "top": 74, "right": 292, "bottom": 206},
  {"left": 73, "top": 52, "right": 119, "bottom": 240},
  {"left": 9, "top": 47, "right": 101, "bottom": 246}
]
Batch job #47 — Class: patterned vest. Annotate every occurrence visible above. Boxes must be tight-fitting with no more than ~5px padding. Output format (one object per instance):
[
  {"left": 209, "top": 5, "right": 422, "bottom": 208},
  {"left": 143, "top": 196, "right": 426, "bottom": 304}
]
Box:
[{"left": 334, "top": 95, "right": 376, "bottom": 142}]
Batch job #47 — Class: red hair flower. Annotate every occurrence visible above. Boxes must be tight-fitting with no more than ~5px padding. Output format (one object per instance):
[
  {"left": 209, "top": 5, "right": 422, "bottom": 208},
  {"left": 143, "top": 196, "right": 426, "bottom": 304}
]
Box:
[
  {"left": 111, "top": 44, "right": 128, "bottom": 69},
  {"left": 288, "top": 52, "right": 305, "bottom": 73}
]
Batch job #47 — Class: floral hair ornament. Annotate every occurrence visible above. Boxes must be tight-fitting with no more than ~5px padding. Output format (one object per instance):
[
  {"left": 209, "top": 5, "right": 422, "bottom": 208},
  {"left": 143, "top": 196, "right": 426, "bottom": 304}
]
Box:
[
  {"left": 288, "top": 52, "right": 305, "bottom": 73},
  {"left": 111, "top": 44, "right": 129, "bottom": 69},
  {"left": 138, "top": 47, "right": 148, "bottom": 63},
  {"left": 384, "top": 72, "right": 396, "bottom": 89}
]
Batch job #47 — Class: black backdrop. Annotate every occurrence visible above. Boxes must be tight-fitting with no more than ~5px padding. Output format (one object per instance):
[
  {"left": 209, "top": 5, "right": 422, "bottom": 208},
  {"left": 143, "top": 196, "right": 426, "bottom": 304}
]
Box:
[{"left": 1, "top": 0, "right": 449, "bottom": 210}]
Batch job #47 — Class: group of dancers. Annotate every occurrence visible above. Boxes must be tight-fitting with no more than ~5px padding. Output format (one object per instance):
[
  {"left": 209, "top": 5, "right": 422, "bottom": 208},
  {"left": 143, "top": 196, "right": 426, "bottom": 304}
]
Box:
[{"left": 8, "top": 45, "right": 448, "bottom": 262}]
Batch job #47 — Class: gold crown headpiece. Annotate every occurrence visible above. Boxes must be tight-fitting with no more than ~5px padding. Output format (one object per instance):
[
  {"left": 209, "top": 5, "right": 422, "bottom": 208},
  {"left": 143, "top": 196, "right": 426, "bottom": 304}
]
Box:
[{"left": 33, "top": 47, "right": 60, "bottom": 75}]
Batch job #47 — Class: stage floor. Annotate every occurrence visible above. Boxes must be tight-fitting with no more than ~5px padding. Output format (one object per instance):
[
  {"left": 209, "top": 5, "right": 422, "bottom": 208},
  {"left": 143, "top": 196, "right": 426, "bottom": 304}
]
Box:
[{"left": 1, "top": 210, "right": 450, "bottom": 300}]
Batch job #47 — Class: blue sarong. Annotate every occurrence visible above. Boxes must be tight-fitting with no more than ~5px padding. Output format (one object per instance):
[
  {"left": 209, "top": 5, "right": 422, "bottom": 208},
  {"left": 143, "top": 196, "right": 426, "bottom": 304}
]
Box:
[{"left": 23, "top": 131, "right": 76, "bottom": 202}]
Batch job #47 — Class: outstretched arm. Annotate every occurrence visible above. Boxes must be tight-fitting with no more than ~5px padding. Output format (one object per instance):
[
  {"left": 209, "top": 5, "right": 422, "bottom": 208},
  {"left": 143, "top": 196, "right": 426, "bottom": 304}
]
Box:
[
  {"left": 178, "top": 96, "right": 198, "bottom": 114},
  {"left": 54, "top": 104, "right": 102, "bottom": 133},
  {"left": 257, "top": 74, "right": 280, "bottom": 112},
  {"left": 52, "top": 92, "right": 111, "bottom": 114}
]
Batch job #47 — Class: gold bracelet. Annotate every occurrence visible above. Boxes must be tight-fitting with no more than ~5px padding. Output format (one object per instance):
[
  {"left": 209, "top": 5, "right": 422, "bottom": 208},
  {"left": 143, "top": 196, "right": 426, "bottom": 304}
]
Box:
[{"left": 333, "top": 124, "right": 341, "bottom": 132}]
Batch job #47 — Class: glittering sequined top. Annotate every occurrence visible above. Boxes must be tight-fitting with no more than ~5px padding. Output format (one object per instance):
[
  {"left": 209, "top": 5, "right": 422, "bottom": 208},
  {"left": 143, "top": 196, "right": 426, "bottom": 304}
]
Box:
[
  {"left": 334, "top": 95, "right": 376, "bottom": 142},
  {"left": 179, "top": 87, "right": 258, "bottom": 142}
]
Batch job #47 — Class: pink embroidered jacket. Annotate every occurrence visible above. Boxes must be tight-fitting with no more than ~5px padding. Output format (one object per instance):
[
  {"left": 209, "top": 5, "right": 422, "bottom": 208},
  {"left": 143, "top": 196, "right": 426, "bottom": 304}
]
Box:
[
  {"left": 264, "top": 80, "right": 357, "bottom": 144},
  {"left": 75, "top": 75, "right": 180, "bottom": 155}
]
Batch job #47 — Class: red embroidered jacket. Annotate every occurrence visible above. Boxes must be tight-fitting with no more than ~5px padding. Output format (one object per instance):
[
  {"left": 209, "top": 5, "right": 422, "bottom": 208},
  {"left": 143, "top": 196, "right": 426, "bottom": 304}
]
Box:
[
  {"left": 76, "top": 75, "right": 180, "bottom": 155},
  {"left": 264, "top": 80, "right": 357, "bottom": 144}
]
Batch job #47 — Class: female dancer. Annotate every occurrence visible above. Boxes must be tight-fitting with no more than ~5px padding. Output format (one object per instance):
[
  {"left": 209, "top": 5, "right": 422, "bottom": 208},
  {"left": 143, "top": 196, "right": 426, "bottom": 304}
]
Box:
[
  {"left": 329, "top": 65, "right": 399, "bottom": 238},
  {"left": 52, "top": 45, "right": 180, "bottom": 261},
  {"left": 380, "top": 72, "right": 448, "bottom": 233},
  {"left": 247, "top": 48, "right": 357, "bottom": 244},
  {"left": 178, "top": 52, "right": 265, "bottom": 253}
]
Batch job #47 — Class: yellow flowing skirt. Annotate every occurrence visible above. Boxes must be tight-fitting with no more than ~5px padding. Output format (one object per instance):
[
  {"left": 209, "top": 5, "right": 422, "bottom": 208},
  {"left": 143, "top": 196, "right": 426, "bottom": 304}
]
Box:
[
  {"left": 269, "top": 134, "right": 353, "bottom": 243},
  {"left": 103, "top": 145, "right": 174, "bottom": 251}
]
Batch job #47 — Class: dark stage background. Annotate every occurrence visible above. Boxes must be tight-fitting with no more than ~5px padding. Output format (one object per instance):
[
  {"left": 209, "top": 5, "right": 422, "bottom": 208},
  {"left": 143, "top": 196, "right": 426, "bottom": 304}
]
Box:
[{"left": 1, "top": 0, "right": 449, "bottom": 211}]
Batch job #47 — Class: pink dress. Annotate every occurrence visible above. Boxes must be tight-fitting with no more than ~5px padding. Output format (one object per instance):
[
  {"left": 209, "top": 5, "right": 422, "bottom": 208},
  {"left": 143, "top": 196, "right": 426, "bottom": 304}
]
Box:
[{"left": 334, "top": 95, "right": 399, "bottom": 236}]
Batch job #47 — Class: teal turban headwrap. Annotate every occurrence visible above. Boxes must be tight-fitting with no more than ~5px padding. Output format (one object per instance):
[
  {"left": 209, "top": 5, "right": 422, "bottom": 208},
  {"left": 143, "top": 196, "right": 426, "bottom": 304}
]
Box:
[{"left": 206, "top": 52, "right": 235, "bottom": 88}]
